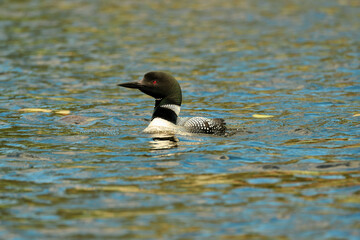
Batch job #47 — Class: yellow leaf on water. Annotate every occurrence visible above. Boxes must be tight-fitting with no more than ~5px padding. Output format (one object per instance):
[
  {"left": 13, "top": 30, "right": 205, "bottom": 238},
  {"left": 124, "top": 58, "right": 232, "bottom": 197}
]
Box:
[
  {"left": 19, "top": 108, "right": 52, "bottom": 113},
  {"left": 54, "top": 110, "right": 71, "bottom": 115},
  {"left": 19, "top": 108, "right": 70, "bottom": 115},
  {"left": 353, "top": 113, "right": 360, "bottom": 117},
  {"left": 253, "top": 114, "right": 274, "bottom": 119}
]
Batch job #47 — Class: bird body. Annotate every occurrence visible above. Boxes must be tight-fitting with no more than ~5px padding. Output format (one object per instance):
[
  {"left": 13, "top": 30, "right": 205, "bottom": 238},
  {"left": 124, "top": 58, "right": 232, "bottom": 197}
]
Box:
[{"left": 118, "top": 71, "right": 226, "bottom": 135}]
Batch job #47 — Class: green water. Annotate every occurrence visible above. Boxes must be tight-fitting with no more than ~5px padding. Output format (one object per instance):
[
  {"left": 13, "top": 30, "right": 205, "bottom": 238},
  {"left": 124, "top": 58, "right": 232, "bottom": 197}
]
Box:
[{"left": 0, "top": 0, "right": 359, "bottom": 239}]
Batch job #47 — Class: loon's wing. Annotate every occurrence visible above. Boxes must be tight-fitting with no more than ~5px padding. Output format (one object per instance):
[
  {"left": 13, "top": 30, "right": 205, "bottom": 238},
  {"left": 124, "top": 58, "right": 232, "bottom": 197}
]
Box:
[{"left": 177, "top": 117, "right": 226, "bottom": 134}]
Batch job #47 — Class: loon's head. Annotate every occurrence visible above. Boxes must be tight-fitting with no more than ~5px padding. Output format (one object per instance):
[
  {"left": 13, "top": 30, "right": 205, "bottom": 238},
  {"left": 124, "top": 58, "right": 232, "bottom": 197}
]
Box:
[{"left": 118, "top": 72, "right": 182, "bottom": 106}]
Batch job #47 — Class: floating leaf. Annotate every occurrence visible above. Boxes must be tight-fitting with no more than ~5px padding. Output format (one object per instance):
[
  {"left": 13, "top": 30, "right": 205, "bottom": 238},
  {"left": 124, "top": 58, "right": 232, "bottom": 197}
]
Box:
[
  {"left": 19, "top": 108, "right": 70, "bottom": 115},
  {"left": 253, "top": 114, "right": 274, "bottom": 119},
  {"left": 54, "top": 110, "right": 71, "bottom": 115},
  {"left": 19, "top": 108, "right": 52, "bottom": 113}
]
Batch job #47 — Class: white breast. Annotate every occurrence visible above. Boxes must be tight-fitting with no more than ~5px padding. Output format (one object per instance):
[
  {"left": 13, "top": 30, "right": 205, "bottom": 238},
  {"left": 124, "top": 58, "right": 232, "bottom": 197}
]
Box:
[{"left": 143, "top": 117, "right": 178, "bottom": 134}]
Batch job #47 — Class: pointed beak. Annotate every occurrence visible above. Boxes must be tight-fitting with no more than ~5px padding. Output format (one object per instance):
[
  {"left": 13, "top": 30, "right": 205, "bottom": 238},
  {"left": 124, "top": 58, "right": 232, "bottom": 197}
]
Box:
[{"left": 117, "top": 81, "right": 142, "bottom": 89}]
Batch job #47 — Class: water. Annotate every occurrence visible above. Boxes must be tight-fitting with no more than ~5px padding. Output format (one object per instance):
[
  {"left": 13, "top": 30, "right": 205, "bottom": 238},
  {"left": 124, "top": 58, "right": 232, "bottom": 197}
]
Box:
[{"left": 0, "top": 0, "right": 359, "bottom": 239}]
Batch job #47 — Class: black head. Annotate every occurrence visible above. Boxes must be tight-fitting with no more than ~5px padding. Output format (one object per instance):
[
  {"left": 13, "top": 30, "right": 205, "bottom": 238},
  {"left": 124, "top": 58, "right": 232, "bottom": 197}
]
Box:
[{"left": 118, "top": 71, "right": 182, "bottom": 105}]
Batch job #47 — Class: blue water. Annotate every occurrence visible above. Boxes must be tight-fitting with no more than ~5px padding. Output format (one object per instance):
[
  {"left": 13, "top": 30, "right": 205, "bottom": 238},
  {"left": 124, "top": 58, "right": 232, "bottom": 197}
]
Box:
[{"left": 0, "top": 0, "right": 359, "bottom": 239}]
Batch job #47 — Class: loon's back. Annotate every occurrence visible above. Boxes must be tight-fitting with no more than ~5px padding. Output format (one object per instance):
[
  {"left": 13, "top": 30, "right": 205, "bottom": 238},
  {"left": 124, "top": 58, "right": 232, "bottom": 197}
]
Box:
[
  {"left": 118, "top": 71, "right": 226, "bottom": 135},
  {"left": 177, "top": 117, "right": 226, "bottom": 134}
]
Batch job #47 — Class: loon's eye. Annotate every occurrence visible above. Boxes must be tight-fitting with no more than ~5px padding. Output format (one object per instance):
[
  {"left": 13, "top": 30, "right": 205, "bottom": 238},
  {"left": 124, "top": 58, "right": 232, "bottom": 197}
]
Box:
[{"left": 152, "top": 80, "right": 157, "bottom": 84}]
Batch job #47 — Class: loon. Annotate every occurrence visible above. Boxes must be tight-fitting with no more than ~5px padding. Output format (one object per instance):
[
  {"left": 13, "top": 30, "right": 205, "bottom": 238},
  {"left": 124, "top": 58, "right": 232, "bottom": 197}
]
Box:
[{"left": 118, "top": 71, "right": 226, "bottom": 135}]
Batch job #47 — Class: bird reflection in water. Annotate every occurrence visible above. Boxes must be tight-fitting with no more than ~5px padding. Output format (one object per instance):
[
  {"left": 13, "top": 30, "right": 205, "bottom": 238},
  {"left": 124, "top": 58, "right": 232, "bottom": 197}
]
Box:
[{"left": 149, "top": 134, "right": 179, "bottom": 150}]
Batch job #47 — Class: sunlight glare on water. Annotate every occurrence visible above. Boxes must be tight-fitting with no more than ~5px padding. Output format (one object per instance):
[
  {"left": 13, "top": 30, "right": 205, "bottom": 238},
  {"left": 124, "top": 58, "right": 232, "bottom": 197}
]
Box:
[{"left": 0, "top": 0, "right": 359, "bottom": 239}]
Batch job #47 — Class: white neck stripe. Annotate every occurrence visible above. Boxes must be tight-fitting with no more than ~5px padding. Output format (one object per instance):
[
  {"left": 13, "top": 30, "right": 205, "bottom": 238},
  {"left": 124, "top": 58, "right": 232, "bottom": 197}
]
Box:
[{"left": 160, "top": 104, "right": 181, "bottom": 116}]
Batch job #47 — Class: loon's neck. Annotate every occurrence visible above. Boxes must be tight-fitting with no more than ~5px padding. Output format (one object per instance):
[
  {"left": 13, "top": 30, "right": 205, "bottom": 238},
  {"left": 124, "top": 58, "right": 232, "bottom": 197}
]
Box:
[{"left": 151, "top": 99, "right": 181, "bottom": 124}]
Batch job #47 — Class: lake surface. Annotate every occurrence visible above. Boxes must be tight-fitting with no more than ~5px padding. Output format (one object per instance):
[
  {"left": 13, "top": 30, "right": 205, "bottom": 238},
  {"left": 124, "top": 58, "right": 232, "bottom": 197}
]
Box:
[{"left": 0, "top": 0, "right": 359, "bottom": 239}]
